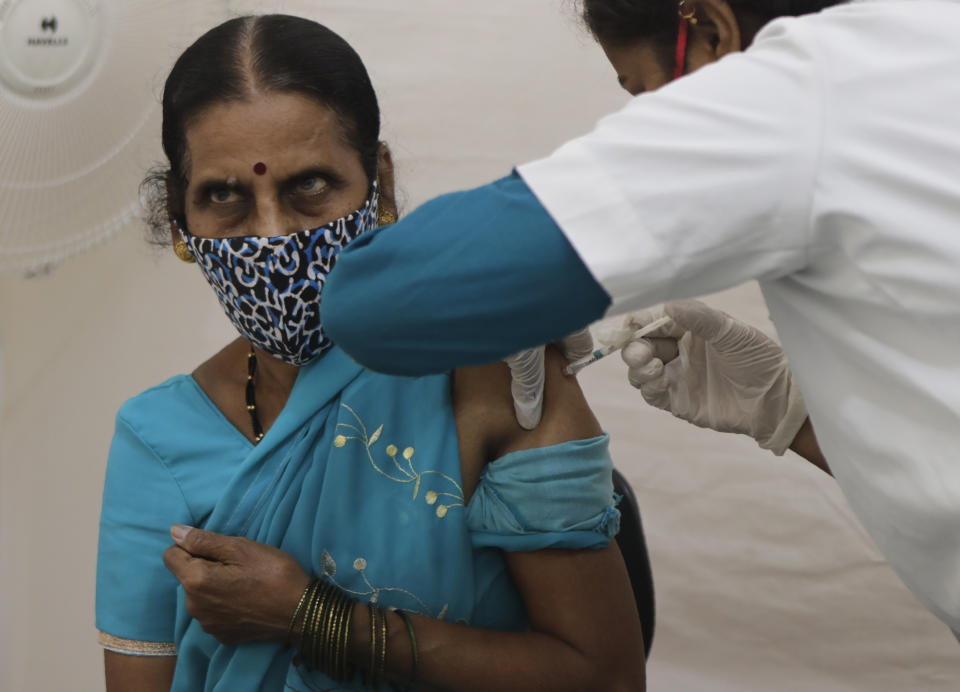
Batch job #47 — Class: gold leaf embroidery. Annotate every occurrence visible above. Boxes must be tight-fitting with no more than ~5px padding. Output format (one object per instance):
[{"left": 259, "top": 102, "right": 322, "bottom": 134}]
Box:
[
  {"left": 321, "top": 550, "right": 337, "bottom": 577},
  {"left": 335, "top": 403, "right": 464, "bottom": 518},
  {"left": 320, "top": 552, "right": 451, "bottom": 621}
]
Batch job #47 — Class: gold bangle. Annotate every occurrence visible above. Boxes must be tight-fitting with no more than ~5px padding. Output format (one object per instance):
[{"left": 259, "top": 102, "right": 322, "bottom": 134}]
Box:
[
  {"left": 323, "top": 594, "right": 343, "bottom": 677},
  {"left": 317, "top": 585, "right": 337, "bottom": 672},
  {"left": 317, "top": 587, "right": 332, "bottom": 673},
  {"left": 292, "top": 579, "right": 359, "bottom": 679},
  {"left": 336, "top": 595, "right": 351, "bottom": 681},
  {"left": 287, "top": 580, "right": 317, "bottom": 646},
  {"left": 329, "top": 589, "right": 347, "bottom": 678},
  {"left": 298, "top": 581, "right": 321, "bottom": 663},
  {"left": 310, "top": 583, "right": 333, "bottom": 670},
  {"left": 340, "top": 599, "right": 355, "bottom": 682}
]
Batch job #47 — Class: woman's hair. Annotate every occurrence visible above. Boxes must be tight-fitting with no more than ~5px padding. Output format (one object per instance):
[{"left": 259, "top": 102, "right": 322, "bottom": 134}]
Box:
[
  {"left": 143, "top": 14, "right": 380, "bottom": 244},
  {"left": 580, "top": 0, "right": 844, "bottom": 59}
]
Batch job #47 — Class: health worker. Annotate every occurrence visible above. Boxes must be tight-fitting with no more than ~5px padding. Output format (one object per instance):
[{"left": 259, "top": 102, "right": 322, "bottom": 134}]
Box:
[{"left": 323, "top": 0, "right": 960, "bottom": 637}]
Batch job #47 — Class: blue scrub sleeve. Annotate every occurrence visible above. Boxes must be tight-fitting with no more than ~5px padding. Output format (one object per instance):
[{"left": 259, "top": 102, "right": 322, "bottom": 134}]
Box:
[
  {"left": 323, "top": 172, "right": 611, "bottom": 376},
  {"left": 465, "top": 435, "right": 621, "bottom": 552},
  {"left": 96, "top": 411, "right": 195, "bottom": 653}
]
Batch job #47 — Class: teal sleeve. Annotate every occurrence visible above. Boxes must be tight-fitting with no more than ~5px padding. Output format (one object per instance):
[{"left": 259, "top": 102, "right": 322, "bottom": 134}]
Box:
[
  {"left": 96, "top": 411, "right": 195, "bottom": 648},
  {"left": 465, "top": 435, "right": 621, "bottom": 552},
  {"left": 323, "top": 172, "right": 611, "bottom": 376}
]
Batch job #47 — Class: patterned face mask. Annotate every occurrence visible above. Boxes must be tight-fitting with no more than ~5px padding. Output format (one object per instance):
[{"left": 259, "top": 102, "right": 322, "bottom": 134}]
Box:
[{"left": 179, "top": 184, "right": 379, "bottom": 365}]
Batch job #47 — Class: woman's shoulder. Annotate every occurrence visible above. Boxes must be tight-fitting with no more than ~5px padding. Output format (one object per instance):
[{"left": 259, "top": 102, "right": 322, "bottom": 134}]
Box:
[
  {"left": 454, "top": 348, "right": 618, "bottom": 552},
  {"left": 117, "top": 374, "right": 206, "bottom": 430},
  {"left": 118, "top": 339, "right": 245, "bottom": 437},
  {"left": 114, "top": 371, "right": 243, "bottom": 467},
  {"left": 452, "top": 346, "right": 604, "bottom": 499}
]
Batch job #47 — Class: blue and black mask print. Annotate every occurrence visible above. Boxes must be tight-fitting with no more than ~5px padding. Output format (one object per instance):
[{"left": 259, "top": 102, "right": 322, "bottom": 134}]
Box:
[{"left": 179, "top": 184, "right": 379, "bottom": 365}]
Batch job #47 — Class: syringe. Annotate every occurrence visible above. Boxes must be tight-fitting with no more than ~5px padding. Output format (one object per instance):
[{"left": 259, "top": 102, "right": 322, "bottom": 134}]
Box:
[{"left": 564, "top": 316, "right": 673, "bottom": 376}]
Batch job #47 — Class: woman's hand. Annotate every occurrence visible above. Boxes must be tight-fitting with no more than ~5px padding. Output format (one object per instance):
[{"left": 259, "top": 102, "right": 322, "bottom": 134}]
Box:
[{"left": 162, "top": 525, "right": 310, "bottom": 645}]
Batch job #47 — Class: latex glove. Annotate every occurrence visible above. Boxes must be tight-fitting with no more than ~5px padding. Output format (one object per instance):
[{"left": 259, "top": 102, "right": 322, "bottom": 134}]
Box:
[
  {"left": 619, "top": 300, "right": 808, "bottom": 455},
  {"left": 505, "top": 329, "right": 595, "bottom": 429}
]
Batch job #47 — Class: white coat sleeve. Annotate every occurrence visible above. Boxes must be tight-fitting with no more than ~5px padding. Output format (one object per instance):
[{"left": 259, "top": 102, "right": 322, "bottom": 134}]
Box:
[{"left": 518, "top": 18, "right": 825, "bottom": 315}]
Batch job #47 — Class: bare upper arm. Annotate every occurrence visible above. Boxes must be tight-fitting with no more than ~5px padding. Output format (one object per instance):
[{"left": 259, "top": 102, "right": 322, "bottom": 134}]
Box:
[
  {"left": 453, "top": 350, "right": 643, "bottom": 687},
  {"left": 104, "top": 650, "right": 176, "bottom": 692},
  {"left": 452, "top": 345, "right": 603, "bottom": 501}
]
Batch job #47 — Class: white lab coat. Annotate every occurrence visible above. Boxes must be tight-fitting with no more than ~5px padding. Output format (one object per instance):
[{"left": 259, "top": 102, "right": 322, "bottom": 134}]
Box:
[{"left": 519, "top": 0, "right": 960, "bottom": 632}]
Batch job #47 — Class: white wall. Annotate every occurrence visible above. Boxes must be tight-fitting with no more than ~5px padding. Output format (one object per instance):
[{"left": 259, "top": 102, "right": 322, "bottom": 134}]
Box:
[{"left": 2, "top": 1, "right": 958, "bottom": 690}]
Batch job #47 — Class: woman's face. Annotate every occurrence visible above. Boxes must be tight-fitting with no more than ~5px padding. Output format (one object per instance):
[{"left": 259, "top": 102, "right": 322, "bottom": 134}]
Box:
[
  {"left": 181, "top": 92, "right": 370, "bottom": 238},
  {"left": 599, "top": 40, "right": 673, "bottom": 96},
  {"left": 599, "top": 36, "right": 722, "bottom": 96},
  {"left": 598, "top": 2, "right": 744, "bottom": 96}
]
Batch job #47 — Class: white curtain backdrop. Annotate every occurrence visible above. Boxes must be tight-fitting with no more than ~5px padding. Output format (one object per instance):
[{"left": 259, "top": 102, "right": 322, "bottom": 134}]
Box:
[{"left": 1, "top": 2, "right": 957, "bottom": 690}]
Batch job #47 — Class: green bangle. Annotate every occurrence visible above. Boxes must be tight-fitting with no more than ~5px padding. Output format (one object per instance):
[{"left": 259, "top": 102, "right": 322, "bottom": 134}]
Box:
[
  {"left": 368, "top": 602, "right": 379, "bottom": 686},
  {"left": 377, "top": 605, "right": 388, "bottom": 683},
  {"left": 395, "top": 609, "right": 418, "bottom": 686}
]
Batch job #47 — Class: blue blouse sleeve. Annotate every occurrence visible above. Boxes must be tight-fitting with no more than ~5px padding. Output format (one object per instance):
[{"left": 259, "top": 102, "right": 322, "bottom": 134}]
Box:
[
  {"left": 96, "top": 409, "right": 195, "bottom": 655},
  {"left": 465, "top": 434, "right": 621, "bottom": 552},
  {"left": 323, "top": 172, "right": 611, "bottom": 376}
]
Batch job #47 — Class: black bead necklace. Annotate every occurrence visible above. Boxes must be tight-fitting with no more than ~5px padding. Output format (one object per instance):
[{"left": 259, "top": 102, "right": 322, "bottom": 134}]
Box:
[{"left": 246, "top": 348, "right": 265, "bottom": 443}]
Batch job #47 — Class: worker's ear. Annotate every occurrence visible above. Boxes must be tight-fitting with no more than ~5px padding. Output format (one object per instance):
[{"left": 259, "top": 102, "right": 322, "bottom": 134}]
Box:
[{"left": 687, "top": 0, "right": 742, "bottom": 64}]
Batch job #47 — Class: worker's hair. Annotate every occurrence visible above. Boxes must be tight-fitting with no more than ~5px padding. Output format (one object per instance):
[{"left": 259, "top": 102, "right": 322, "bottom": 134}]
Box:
[
  {"left": 142, "top": 14, "right": 380, "bottom": 245},
  {"left": 580, "top": 0, "right": 844, "bottom": 58}
]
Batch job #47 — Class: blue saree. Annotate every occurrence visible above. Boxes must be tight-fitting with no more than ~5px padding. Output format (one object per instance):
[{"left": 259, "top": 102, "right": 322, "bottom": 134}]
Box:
[{"left": 97, "top": 346, "right": 619, "bottom": 691}]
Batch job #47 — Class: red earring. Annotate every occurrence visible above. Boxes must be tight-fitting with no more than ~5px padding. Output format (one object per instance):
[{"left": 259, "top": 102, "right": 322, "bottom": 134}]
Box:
[
  {"left": 674, "top": 0, "right": 698, "bottom": 82},
  {"left": 674, "top": 18, "right": 690, "bottom": 81}
]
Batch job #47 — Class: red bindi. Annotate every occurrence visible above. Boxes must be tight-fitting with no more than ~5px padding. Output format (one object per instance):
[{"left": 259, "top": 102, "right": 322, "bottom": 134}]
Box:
[{"left": 253, "top": 162, "right": 267, "bottom": 175}]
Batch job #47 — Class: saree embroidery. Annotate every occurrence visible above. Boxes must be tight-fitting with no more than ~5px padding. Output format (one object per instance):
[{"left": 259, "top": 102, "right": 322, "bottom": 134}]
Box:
[
  {"left": 98, "top": 630, "right": 177, "bottom": 656},
  {"left": 334, "top": 403, "right": 465, "bottom": 518}
]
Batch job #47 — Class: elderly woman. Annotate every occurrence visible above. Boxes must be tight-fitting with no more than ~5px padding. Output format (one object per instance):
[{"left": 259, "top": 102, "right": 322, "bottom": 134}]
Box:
[{"left": 95, "top": 14, "right": 646, "bottom": 692}]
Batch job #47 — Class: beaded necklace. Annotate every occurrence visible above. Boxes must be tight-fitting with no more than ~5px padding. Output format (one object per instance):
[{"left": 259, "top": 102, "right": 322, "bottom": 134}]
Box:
[{"left": 246, "top": 348, "right": 265, "bottom": 443}]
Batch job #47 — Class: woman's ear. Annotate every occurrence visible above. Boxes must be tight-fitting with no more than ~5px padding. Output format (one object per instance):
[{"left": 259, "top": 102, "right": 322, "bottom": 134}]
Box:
[
  {"left": 166, "top": 173, "right": 194, "bottom": 265},
  {"left": 376, "top": 142, "right": 398, "bottom": 222},
  {"left": 166, "top": 174, "right": 183, "bottom": 246},
  {"left": 688, "top": 0, "right": 742, "bottom": 63}
]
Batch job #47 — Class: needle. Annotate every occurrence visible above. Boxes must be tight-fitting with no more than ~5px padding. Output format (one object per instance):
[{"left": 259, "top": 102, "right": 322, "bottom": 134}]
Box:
[{"left": 564, "top": 316, "right": 673, "bottom": 376}]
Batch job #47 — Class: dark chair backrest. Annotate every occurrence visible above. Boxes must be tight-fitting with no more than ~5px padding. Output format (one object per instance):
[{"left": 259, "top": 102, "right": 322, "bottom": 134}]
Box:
[{"left": 613, "top": 468, "right": 656, "bottom": 659}]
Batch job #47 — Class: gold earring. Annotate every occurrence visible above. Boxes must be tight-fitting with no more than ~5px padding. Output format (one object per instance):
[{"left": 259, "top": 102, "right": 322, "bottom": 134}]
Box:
[
  {"left": 377, "top": 208, "right": 398, "bottom": 226},
  {"left": 679, "top": 0, "right": 698, "bottom": 23},
  {"left": 374, "top": 172, "right": 397, "bottom": 225},
  {"left": 174, "top": 240, "right": 195, "bottom": 263}
]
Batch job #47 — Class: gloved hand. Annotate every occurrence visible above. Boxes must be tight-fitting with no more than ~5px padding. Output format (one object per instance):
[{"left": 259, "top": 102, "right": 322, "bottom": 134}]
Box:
[
  {"left": 505, "top": 329, "right": 595, "bottom": 429},
  {"left": 616, "top": 300, "right": 808, "bottom": 455}
]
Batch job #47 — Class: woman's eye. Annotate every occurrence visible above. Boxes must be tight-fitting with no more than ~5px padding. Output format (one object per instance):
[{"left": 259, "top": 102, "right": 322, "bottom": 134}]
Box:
[
  {"left": 297, "top": 176, "right": 328, "bottom": 195},
  {"left": 209, "top": 187, "right": 241, "bottom": 204}
]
